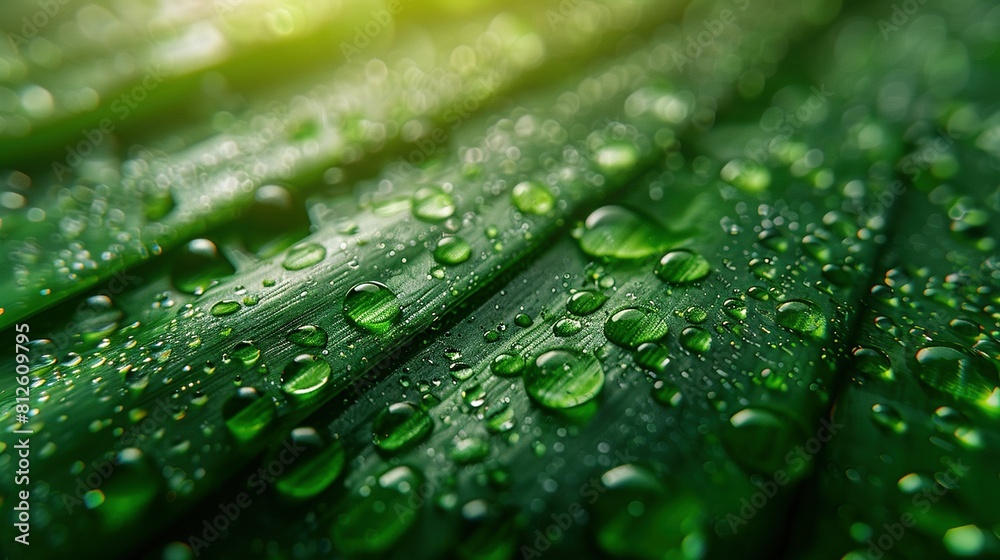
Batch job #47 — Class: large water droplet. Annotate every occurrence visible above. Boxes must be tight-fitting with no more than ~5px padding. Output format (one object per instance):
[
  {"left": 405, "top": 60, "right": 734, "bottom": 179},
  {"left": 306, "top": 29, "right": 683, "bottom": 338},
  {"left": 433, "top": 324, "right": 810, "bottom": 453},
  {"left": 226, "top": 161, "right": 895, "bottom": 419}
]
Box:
[
  {"left": 511, "top": 180, "right": 555, "bottom": 215},
  {"left": 604, "top": 307, "right": 669, "bottom": 349},
  {"left": 775, "top": 300, "right": 825, "bottom": 336},
  {"left": 232, "top": 341, "right": 260, "bottom": 367},
  {"left": 282, "top": 242, "right": 327, "bottom": 271},
  {"left": 173, "top": 239, "right": 235, "bottom": 295},
  {"left": 434, "top": 236, "right": 472, "bottom": 265},
  {"left": 222, "top": 387, "right": 275, "bottom": 442},
  {"left": 273, "top": 427, "right": 345, "bottom": 500},
  {"left": 210, "top": 300, "right": 241, "bottom": 317},
  {"left": 76, "top": 295, "right": 124, "bottom": 343},
  {"left": 331, "top": 466, "right": 422, "bottom": 553},
  {"left": 594, "top": 142, "right": 639, "bottom": 174},
  {"left": 577, "top": 206, "right": 673, "bottom": 260},
  {"left": 281, "top": 355, "right": 332, "bottom": 398},
  {"left": 491, "top": 353, "right": 525, "bottom": 377},
  {"left": 372, "top": 402, "right": 433, "bottom": 452},
  {"left": 523, "top": 349, "right": 604, "bottom": 409},
  {"left": 721, "top": 407, "right": 810, "bottom": 481},
  {"left": 853, "top": 347, "right": 893, "bottom": 380},
  {"left": 286, "top": 325, "right": 328, "bottom": 348},
  {"left": 680, "top": 326, "right": 712, "bottom": 354},
  {"left": 412, "top": 186, "right": 455, "bottom": 221},
  {"left": 913, "top": 346, "right": 997, "bottom": 401},
  {"left": 566, "top": 290, "right": 608, "bottom": 316},
  {"left": 655, "top": 250, "right": 711, "bottom": 284},
  {"left": 344, "top": 282, "right": 401, "bottom": 334},
  {"left": 593, "top": 464, "right": 705, "bottom": 560}
]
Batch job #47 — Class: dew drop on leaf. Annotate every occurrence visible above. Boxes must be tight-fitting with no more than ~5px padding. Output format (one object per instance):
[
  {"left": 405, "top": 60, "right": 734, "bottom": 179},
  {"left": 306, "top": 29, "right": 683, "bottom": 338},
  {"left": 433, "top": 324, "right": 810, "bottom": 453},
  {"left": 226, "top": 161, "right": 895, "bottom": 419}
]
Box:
[
  {"left": 372, "top": 402, "right": 433, "bottom": 452},
  {"left": 344, "top": 282, "right": 401, "bottom": 334},
  {"left": 523, "top": 349, "right": 604, "bottom": 409},
  {"left": 775, "top": 300, "right": 825, "bottom": 336},
  {"left": 433, "top": 236, "right": 472, "bottom": 265},
  {"left": 281, "top": 354, "right": 332, "bottom": 398},
  {"left": 655, "top": 249, "right": 711, "bottom": 284},
  {"left": 604, "top": 307, "right": 669, "bottom": 349},
  {"left": 511, "top": 180, "right": 555, "bottom": 215},
  {"left": 282, "top": 242, "right": 327, "bottom": 271}
]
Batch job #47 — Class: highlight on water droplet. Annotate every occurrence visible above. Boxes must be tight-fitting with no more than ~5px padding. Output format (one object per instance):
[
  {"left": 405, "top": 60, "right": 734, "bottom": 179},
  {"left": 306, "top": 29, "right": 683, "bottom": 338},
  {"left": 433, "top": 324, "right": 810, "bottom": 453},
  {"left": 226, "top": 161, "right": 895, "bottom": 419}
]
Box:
[{"left": 412, "top": 186, "right": 456, "bottom": 221}]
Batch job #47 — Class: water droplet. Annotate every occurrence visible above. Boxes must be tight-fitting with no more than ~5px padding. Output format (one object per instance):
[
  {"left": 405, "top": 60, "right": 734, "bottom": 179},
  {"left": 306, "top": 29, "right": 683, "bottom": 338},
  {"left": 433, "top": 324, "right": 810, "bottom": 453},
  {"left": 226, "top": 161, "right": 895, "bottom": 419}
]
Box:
[
  {"left": 491, "top": 353, "right": 526, "bottom": 377},
  {"left": 721, "top": 158, "right": 771, "bottom": 192},
  {"left": 523, "top": 349, "right": 604, "bottom": 409},
  {"left": 344, "top": 282, "right": 401, "bottom": 334},
  {"left": 450, "top": 437, "right": 490, "bottom": 464},
  {"left": 331, "top": 466, "right": 422, "bottom": 553},
  {"left": 433, "top": 236, "right": 472, "bottom": 265},
  {"left": 684, "top": 306, "right": 708, "bottom": 324},
  {"left": 210, "top": 300, "right": 241, "bottom": 317},
  {"left": 635, "top": 342, "right": 671, "bottom": 376},
  {"left": 567, "top": 290, "right": 608, "bottom": 316},
  {"left": 412, "top": 186, "right": 455, "bottom": 221},
  {"left": 775, "top": 300, "right": 825, "bottom": 336},
  {"left": 871, "top": 403, "right": 907, "bottom": 433},
  {"left": 232, "top": 341, "right": 260, "bottom": 367},
  {"left": 372, "top": 402, "right": 433, "bottom": 452},
  {"left": 76, "top": 295, "right": 124, "bottom": 343},
  {"left": 604, "top": 307, "right": 669, "bottom": 349},
  {"left": 680, "top": 326, "right": 712, "bottom": 353},
  {"left": 722, "top": 407, "right": 809, "bottom": 480},
  {"left": 655, "top": 250, "right": 711, "bottom": 284},
  {"left": 282, "top": 242, "right": 326, "bottom": 271},
  {"left": 553, "top": 317, "right": 584, "bottom": 337},
  {"left": 462, "top": 383, "right": 487, "bottom": 408},
  {"left": 749, "top": 257, "right": 778, "bottom": 281},
  {"left": 913, "top": 346, "right": 997, "bottom": 401},
  {"left": 943, "top": 525, "right": 985, "bottom": 556},
  {"left": 485, "top": 404, "right": 515, "bottom": 433},
  {"left": 853, "top": 347, "right": 893, "bottom": 380},
  {"left": 594, "top": 142, "right": 639, "bottom": 174},
  {"left": 173, "top": 239, "right": 234, "bottom": 295},
  {"left": 577, "top": 206, "right": 675, "bottom": 260},
  {"left": 593, "top": 464, "right": 705, "bottom": 559},
  {"left": 281, "top": 355, "right": 332, "bottom": 398},
  {"left": 722, "top": 299, "right": 747, "bottom": 321},
  {"left": 287, "top": 325, "right": 328, "bottom": 348},
  {"left": 273, "top": 427, "right": 345, "bottom": 500},
  {"left": 223, "top": 387, "right": 275, "bottom": 442},
  {"left": 514, "top": 313, "right": 533, "bottom": 327},
  {"left": 511, "top": 180, "right": 555, "bottom": 215},
  {"left": 93, "top": 448, "right": 160, "bottom": 530}
]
